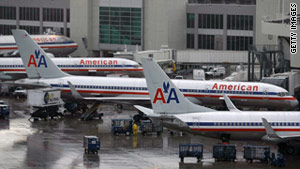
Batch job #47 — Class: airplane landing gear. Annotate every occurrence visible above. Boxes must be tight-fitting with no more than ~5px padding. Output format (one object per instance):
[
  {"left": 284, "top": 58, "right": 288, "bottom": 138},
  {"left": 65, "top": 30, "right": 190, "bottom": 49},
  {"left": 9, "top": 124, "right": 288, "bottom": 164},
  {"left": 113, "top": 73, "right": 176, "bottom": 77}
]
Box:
[
  {"left": 278, "top": 143, "right": 296, "bottom": 155},
  {"left": 220, "top": 134, "right": 231, "bottom": 144},
  {"left": 117, "top": 104, "right": 123, "bottom": 110}
]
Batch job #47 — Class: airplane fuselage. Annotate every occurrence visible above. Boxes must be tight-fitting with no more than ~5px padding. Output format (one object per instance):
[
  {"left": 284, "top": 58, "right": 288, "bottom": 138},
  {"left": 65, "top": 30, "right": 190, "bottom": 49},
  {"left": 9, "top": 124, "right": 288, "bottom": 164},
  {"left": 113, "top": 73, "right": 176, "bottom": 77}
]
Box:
[
  {"left": 16, "top": 75, "right": 298, "bottom": 110},
  {"left": 0, "top": 57, "right": 143, "bottom": 80},
  {"left": 0, "top": 35, "right": 78, "bottom": 56},
  {"left": 174, "top": 111, "right": 300, "bottom": 141}
]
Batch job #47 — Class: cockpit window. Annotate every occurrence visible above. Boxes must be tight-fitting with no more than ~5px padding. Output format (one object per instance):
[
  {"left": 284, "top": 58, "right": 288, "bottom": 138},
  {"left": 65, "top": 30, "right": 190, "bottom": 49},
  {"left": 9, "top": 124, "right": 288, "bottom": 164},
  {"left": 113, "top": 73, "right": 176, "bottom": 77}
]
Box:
[
  {"left": 278, "top": 92, "right": 291, "bottom": 97},
  {"left": 58, "top": 36, "right": 71, "bottom": 42}
]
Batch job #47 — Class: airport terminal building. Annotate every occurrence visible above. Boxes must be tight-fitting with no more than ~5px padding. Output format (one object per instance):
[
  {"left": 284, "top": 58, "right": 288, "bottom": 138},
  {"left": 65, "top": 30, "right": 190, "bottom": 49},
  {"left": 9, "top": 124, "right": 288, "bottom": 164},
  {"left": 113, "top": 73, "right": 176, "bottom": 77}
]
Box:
[
  {"left": 0, "top": 0, "right": 259, "bottom": 57},
  {"left": 69, "top": 0, "right": 257, "bottom": 57},
  {"left": 0, "top": 0, "right": 299, "bottom": 73},
  {"left": 0, "top": 0, "right": 70, "bottom": 36}
]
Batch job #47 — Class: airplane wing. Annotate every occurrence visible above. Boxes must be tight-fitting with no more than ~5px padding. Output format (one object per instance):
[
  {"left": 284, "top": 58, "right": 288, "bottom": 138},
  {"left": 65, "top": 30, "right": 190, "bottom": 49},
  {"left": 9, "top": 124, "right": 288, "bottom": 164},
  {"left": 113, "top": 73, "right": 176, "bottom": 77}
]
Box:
[
  {"left": 134, "top": 105, "right": 175, "bottom": 121},
  {"left": 262, "top": 118, "right": 300, "bottom": 140},
  {"left": 1, "top": 72, "right": 26, "bottom": 74},
  {"left": 67, "top": 81, "right": 150, "bottom": 101},
  {"left": 222, "top": 95, "right": 241, "bottom": 112},
  {"left": 0, "top": 81, "right": 49, "bottom": 89},
  {"left": 75, "top": 97, "right": 150, "bottom": 101},
  {"left": 0, "top": 72, "right": 27, "bottom": 80},
  {"left": 134, "top": 105, "right": 160, "bottom": 117}
]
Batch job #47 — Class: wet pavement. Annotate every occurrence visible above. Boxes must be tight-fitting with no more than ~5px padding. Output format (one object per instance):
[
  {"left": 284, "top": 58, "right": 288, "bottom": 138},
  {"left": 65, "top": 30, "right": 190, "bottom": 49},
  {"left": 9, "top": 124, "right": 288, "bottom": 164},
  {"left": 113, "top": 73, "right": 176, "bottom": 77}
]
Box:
[{"left": 0, "top": 97, "right": 300, "bottom": 169}]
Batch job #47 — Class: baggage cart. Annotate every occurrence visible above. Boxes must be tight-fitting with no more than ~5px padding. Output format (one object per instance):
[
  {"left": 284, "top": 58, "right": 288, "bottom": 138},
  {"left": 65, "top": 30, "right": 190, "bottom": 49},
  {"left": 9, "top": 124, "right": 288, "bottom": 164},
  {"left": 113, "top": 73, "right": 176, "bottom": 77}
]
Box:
[
  {"left": 179, "top": 144, "right": 203, "bottom": 163},
  {"left": 83, "top": 136, "right": 100, "bottom": 154},
  {"left": 243, "top": 145, "right": 270, "bottom": 163},
  {"left": 111, "top": 119, "right": 133, "bottom": 136},
  {"left": 140, "top": 120, "right": 163, "bottom": 136},
  {"left": 213, "top": 144, "right": 236, "bottom": 162}
]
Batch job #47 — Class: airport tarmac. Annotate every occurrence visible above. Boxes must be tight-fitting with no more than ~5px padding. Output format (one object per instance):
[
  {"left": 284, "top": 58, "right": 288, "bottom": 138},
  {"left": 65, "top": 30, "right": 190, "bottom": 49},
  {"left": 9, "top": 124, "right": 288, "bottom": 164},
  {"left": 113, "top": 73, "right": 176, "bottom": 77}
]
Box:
[{"left": 0, "top": 97, "right": 300, "bottom": 169}]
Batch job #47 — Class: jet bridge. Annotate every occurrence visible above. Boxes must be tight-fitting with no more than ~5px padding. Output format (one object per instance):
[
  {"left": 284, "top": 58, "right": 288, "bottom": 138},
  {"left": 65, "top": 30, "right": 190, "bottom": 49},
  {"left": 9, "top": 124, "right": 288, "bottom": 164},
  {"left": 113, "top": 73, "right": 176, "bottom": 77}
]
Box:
[{"left": 248, "top": 44, "right": 290, "bottom": 81}]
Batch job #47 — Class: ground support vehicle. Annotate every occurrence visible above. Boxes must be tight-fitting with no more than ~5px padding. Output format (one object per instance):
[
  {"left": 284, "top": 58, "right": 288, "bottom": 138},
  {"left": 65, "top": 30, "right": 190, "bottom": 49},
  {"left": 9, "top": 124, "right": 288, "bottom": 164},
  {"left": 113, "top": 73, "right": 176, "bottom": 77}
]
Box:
[
  {"left": 111, "top": 119, "right": 133, "bottom": 136},
  {"left": 205, "top": 67, "right": 225, "bottom": 79},
  {"left": 0, "top": 104, "right": 9, "bottom": 119},
  {"left": 213, "top": 144, "right": 236, "bottom": 162},
  {"left": 139, "top": 120, "right": 163, "bottom": 136},
  {"left": 243, "top": 145, "right": 270, "bottom": 163},
  {"left": 179, "top": 144, "right": 203, "bottom": 163},
  {"left": 83, "top": 136, "right": 100, "bottom": 154},
  {"left": 27, "top": 89, "right": 65, "bottom": 121}
]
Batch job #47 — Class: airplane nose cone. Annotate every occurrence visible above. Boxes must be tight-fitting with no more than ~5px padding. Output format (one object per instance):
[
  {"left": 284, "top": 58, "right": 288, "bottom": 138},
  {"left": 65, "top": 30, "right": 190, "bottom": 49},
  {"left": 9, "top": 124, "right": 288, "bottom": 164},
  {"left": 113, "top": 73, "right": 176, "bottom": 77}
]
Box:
[{"left": 291, "top": 98, "right": 299, "bottom": 108}]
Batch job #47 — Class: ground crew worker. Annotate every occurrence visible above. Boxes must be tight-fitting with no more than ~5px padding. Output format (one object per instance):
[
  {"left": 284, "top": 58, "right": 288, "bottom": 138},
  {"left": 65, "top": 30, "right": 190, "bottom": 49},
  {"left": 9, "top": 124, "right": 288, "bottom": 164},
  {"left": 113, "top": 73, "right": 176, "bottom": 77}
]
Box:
[{"left": 133, "top": 123, "right": 138, "bottom": 135}]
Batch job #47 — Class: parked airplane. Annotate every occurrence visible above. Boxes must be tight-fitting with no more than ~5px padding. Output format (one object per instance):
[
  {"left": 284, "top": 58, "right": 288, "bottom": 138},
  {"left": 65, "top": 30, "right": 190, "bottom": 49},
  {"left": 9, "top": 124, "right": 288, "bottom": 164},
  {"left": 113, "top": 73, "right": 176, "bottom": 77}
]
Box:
[
  {"left": 0, "top": 57, "right": 143, "bottom": 80},
  {"left": 0, "top": 34, "right": 78, "bottom": 56},
  {"left": 135, "top": 58, "right": 300, "bottom": 154},
  {"left": 12, "top": 30, "right": 298, "bottom": 110}
]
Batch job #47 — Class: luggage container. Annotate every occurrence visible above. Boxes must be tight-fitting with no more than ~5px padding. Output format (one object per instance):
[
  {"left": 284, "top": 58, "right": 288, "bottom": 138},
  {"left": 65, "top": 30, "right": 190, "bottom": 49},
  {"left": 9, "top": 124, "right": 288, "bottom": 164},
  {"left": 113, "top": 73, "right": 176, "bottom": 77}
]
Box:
[
  {"left": 179, "top": 144, "right": 203, "bottom": 163},
  {"left": 213, "top": 144, "right": 236, "bottom": 162},
  {"left": 111, "top": 119, "right": 133, "bottom": 136},
  {"left": 0, "top": 104, "right": 9, "bottom": 119},
  {"left": 140, "top": 120, "right": 163, "bottom": 136},
  {"left": 83, "top": 136, "right": 100, "bottom": 154},
  {"left": 243, "top": 145, "right": 270, "bottom": 163}
]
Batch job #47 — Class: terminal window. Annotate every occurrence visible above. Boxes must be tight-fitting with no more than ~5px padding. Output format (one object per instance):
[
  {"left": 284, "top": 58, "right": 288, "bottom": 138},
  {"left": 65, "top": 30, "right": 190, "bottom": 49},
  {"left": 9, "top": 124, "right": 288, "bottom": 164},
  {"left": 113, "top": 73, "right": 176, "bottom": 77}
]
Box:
[
  {"left": 20, "top": 25, "right": 40, "bottom": 35},
  {"left": 187, "top": 34, "right": 195, "bottom": 49},
  {"left": 0, "top": 25, "right": 16, "bottom": 35},
  {"left": 198, "top": 34, "right": 215, "bottom": 49},
  {"left": 227, "top": 36, "right": 253, "bottom": 51},
  {"left": 187, "top": 13, "right": 195, "bottom": 28},
  {"left": 99, "top": 7, "right": 142, "bottom": 46},
  {"left": 43, "top": 8, "right": 64, "bottom": 22},
  {"left": 0, "top": 6, "right": 16, "bottom": 20},
  {"left": 198, "top": 14, "right": 223, "bottom": 29},
  {"left": 227, "top": 15, "right": 253, "bottom": 30},
  {"left": 20, "top": 7, "right": 40, "bottom": 21}
]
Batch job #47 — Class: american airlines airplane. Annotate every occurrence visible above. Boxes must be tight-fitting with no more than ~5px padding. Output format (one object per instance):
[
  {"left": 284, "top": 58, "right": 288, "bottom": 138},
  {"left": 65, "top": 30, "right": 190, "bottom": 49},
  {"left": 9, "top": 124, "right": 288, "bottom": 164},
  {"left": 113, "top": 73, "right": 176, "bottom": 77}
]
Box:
[
  {"left": 12, "top": 30, "right": 298, "bottom": 110},
  {"left": 135, "top": 58, "right": 300, "bottom": 154},
  {"left": 0, "top": 34, "right": 78, "bottom": 56},
  {"left": 0, "top": 57, "right": 143, "bottom": 80}
]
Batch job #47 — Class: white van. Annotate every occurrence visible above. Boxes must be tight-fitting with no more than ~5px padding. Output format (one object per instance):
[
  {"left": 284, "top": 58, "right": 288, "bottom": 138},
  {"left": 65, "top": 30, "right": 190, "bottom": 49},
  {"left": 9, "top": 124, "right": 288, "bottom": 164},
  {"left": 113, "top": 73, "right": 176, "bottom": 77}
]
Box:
[{"left": 205, "top": 67, "right": 225, "bottom": 78}]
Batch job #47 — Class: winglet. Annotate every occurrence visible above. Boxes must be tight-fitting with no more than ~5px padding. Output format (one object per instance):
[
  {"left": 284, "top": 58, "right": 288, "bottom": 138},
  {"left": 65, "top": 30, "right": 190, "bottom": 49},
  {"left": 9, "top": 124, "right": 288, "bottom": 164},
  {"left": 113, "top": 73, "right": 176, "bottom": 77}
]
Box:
[
  {"left": 262, "top": 118, "right": 281, "bottom": 138},
  {"left": 67, "top": 81, "right": 83, "bottom": 99},
  {"left": 223, "top": 95, "right": 240, "bottom": 112}
]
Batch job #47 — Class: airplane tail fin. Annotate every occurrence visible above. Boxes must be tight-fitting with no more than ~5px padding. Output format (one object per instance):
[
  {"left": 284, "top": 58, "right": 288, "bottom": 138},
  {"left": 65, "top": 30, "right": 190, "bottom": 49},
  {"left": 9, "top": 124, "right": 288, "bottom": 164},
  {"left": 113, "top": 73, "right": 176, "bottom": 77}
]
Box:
[
  {"left": 12, "top": 30, "right": 68, "bottom": 79},
  {"left": 141, "top": 58, "right": 215, "bottom": 114}
]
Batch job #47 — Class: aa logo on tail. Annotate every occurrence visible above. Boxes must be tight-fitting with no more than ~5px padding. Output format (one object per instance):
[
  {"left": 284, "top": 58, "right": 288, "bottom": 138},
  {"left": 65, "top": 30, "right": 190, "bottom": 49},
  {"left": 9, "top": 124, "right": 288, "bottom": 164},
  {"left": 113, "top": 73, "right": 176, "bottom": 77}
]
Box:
[
  {"left": 28, "top": 50, "right": 48, "bottom": 68},
  {"left": 153, "top": 82, "right": 179, "bottom": 104}
]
